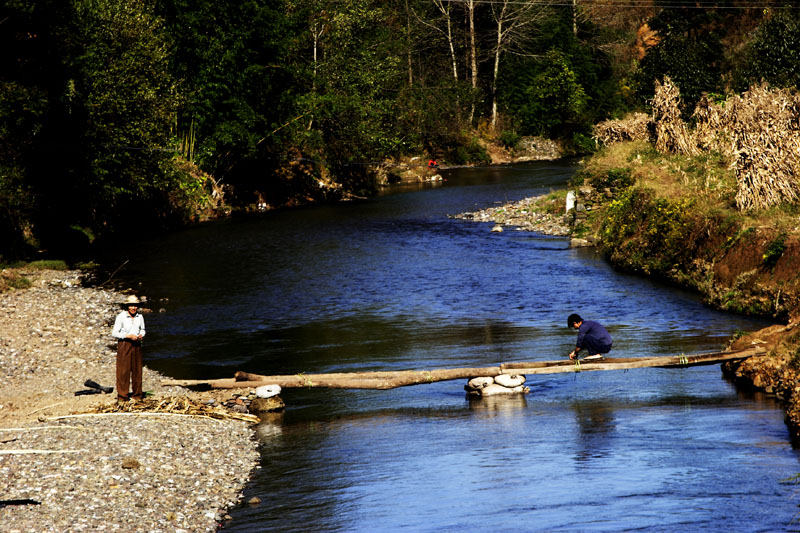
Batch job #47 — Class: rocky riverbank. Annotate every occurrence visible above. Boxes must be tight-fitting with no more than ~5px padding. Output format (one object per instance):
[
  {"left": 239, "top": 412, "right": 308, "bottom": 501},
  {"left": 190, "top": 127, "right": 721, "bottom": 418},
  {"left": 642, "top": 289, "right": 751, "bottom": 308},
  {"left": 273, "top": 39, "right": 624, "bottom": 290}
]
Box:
[
  {"left": 450, "top": 195, "right": 572, "bottom": 237},
  {"left": 0, "top": 268, "right": 261, "bottom": 531}
]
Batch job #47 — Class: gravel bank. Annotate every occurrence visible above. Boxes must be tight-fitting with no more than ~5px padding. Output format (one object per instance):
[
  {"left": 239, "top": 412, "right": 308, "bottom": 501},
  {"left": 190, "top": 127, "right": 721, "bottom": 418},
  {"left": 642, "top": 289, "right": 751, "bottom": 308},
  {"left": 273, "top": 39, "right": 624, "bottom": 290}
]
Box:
[
  {"left": 450, "top": 195, "right": 571, "bottom": 236},
  {"left": 0, "top": 269, "right": 260, "bottom": 532}
]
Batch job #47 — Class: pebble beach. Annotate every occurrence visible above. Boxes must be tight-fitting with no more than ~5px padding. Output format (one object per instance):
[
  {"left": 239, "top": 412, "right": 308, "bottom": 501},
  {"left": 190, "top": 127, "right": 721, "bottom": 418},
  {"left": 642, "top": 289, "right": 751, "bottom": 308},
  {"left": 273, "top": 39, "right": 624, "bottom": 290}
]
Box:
[{"left": 0, "top": 269, "right": 261, "bottom": 532}]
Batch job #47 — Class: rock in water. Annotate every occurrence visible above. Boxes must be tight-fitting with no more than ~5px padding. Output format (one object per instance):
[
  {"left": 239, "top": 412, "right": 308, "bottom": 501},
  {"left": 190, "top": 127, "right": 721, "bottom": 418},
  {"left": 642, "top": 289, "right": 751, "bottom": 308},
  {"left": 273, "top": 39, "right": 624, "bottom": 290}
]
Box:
[
  {"left": 466, "top": 376, "right": 495, "bottom": 390},
  {"left": 494, "top": 374, "right": 525, "bottom": 388},
  {"left": 255, "top": 384, "right": 281, "bottom": 398},
  {"left": 249, "top": 396, "right": 285, "bottom": 416},
  {"left": 474, "top": 384, "right": 528, "bottom": 396}
]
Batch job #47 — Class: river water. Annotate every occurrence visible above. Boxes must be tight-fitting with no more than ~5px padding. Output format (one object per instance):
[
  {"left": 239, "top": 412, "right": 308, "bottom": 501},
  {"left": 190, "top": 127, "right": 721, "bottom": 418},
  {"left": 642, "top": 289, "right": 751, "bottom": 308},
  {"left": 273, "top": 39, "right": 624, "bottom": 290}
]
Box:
[{"left": 109, "top": 160, "right": 799, "bottom": 531}]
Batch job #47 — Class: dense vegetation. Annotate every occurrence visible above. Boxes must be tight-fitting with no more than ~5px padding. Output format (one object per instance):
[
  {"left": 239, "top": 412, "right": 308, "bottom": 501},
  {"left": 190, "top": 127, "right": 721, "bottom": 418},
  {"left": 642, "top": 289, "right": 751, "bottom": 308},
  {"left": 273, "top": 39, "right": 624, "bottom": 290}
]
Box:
[{"left": 1, "top": 1, "right": 798, "bottom": 258}]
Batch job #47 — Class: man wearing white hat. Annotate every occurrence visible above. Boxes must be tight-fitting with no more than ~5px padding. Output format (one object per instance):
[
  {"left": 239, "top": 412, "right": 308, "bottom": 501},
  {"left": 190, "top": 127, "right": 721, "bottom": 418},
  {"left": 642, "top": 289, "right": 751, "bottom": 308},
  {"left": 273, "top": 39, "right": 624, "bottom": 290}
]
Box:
[{"left": 112, "top": 295, "right": 146, "bottom": 401}]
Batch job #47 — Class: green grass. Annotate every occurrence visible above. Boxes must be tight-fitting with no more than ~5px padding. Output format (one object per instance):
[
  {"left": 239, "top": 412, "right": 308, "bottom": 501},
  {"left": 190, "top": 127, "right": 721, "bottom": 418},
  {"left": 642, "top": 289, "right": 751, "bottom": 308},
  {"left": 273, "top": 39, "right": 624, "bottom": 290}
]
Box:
[{"left": 27, "top": 259, "right": 68, "bottom": 270}]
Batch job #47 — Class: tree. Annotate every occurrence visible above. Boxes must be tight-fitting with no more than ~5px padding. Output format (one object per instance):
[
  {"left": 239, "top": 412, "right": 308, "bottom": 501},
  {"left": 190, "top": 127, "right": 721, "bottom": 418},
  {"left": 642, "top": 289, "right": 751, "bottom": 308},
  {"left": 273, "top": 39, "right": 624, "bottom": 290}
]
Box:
[
  {"left": 734, "top": 9, "right": 800, "bottom": 92},
  {"left": 488, "top": 0, "right": 552, "bottom": 129},
  {"left": 73, "top": 0, "right": 179, "bottom": 220},
  {"left": 513, "top": 50, "right": 589, "bottom": 137},
  {"left": 0, "top": 0, "right": 61, "bottom": 255},
  {"left": 160, "top": 0, "right": 297, "bottom": 202},
  {"left": 0, "top": 0, "right": 180, "bottom": 254},
  {"left": 634, "top": 2, "right": 723, "bottom": 112}
]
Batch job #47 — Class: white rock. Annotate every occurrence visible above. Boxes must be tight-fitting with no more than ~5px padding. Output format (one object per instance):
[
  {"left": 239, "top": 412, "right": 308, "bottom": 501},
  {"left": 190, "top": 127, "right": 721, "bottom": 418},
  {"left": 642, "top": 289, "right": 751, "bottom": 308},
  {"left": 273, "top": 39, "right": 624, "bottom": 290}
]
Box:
[
  {"left": 566, "top": 190, "right": 576, "bottom": 213},
  {"left": 478, "top": 384, "right": 526, "bottom": 396},
  {"left": 494, "top": 374, "right": 525, "bottom": 388},
  {"left": 255, "top": 384, "right": 281, "bottom": 398},
  {"left": 467, "top": 377, "right": 494, "bottom": 390}
]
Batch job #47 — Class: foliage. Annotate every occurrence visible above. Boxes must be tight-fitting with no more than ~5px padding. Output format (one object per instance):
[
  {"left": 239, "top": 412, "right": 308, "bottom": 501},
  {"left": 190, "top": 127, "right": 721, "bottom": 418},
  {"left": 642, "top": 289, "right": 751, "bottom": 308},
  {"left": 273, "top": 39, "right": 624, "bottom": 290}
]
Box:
[
  {"left": 0, "top": 0, "right": 795, "bottom": 259},
  {"left": 588, "top": 168, "right": 634, "bottom": 191},
  {"left": 733, "top": 10, "right": 800, "bottom": 92},
  {"left": 763, "top": 233, "right": 787, "bottom": 270},
  {"left": 600, "top": 187, "right": 694, "bottom": 275},
  {"left": 499, "top": 130, "right": 521, "bottom": 150},
  {"left": 502, "top": 50, "right": 589, "bottom": 138},
  {"left": 0, "top": 270, "right": 32, "bottom": 292},
  {"left": 0, "top": 0, "right": 183, "bottom": 257},
  {"left": 634, "top": 3, "right": 724, "bottom": 112},
  {"left": 450, "top": 137, "right": 491, "bottom": 165},
  {"left": 572, "top": 132, "right": 598, "bottom": 154}
]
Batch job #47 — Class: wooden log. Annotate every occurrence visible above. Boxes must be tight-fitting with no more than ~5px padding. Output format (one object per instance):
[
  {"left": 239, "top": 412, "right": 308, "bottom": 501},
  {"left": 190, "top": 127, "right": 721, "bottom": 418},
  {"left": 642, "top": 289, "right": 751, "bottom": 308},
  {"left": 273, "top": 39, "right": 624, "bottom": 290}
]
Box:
[
  {"left": 501, "top": 347, "right": 763, "bottom": 375},
  {"left": 164, "top": 367, "right": 502, "bottom": 390},
  {"left": 160, "top": 348, "right": 762, "bottom": 390}
]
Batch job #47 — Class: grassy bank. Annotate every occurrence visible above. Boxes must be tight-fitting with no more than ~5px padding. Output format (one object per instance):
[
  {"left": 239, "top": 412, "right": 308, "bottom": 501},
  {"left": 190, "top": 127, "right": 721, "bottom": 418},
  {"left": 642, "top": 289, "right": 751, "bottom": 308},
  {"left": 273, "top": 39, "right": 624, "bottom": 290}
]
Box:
[
  {"left": 574, "top": 140, "right": 800, "bottom": 439},
  {"left": 0, "top": 260, "right": 72, "bottom": 293},
  {"left": 576, "top": 140, "right": 800, "bottom": 321}
]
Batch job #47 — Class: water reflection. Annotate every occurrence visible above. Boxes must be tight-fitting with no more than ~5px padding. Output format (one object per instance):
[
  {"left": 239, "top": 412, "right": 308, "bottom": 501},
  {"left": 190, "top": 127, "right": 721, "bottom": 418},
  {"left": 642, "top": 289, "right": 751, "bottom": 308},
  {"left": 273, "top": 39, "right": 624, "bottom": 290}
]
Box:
[
  {"left": 467, "top": 393, "right": 528, "bottom": 413},
  {"left": 572, "top": 401, "right": 616, "bottom": 464}
]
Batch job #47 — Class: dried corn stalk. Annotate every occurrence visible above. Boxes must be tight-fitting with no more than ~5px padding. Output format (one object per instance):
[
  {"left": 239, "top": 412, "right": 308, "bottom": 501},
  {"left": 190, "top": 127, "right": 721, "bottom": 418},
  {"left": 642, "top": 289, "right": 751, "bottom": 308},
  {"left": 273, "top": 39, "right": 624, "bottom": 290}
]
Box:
[
  {"left": 89, "top": 396, "right": 260, "bottom": 423},
  {"left": 593, "top": 112, "right": 651, "bottom": 145},
  {"left": 652, "top": 77, "right": 699, "bottom": 156},
  {"left": 721, "top": 83, "right": 800, "bottom": 211},
  {"left": 692, "top": 95, "right": 727, "bottom": 154}
]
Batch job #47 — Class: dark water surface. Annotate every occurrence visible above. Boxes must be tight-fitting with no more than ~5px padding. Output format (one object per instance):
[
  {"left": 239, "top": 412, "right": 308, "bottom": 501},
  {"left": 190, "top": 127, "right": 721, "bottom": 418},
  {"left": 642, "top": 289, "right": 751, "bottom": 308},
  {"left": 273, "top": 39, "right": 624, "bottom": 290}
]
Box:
[{"left": 108, "top": 160, "right": 799, "bottom": 531}]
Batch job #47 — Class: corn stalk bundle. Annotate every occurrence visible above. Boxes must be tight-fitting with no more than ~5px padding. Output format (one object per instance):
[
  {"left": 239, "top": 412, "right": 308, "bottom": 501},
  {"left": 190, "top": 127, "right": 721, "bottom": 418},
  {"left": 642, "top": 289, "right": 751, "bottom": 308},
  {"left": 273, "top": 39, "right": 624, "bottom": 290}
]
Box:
[
  {"left": 593, "top": 112, "right": 651, "bottom": 145},
  {"left": 692, "top": 95, "right": 727, "bottom": 154},
  {"left": 721, "top": 83, "right": 800, "bottom": 211},
  {"left": 90, "top": 396, "right": 260, "bottom": 423},
  {"left": 652, "top": 77, "right": 699, "bottom": 156}
]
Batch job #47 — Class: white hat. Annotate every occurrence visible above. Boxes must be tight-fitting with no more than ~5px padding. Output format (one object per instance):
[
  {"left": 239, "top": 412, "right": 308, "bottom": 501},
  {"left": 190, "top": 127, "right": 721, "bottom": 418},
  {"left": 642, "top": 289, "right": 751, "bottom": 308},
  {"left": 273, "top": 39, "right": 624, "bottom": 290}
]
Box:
[{"left": 122, "top": 295, "right": 141, "bottom": 306}]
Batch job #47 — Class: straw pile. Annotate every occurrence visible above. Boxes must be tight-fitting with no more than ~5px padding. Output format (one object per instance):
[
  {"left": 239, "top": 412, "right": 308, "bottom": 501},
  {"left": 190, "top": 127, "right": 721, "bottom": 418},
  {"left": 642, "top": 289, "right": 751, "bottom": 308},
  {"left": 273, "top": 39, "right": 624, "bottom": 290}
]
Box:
[
  {"left": 719, "top": 83, "right": 800, "bottom": 211},
  {"left": 593, "top": 112, "right": 651, "bottom": 145},
  {"left": 645, "top": 78, "right": 800, "bottom": 211},
  {"left": 651, "top": 77, "right": 699, "bottom": 156},
  {"left": 691, "top": 95, "right": 725, "bottom": 153},
  {"left": 88, "top": 396, "right": 260, "bottom": 423}
]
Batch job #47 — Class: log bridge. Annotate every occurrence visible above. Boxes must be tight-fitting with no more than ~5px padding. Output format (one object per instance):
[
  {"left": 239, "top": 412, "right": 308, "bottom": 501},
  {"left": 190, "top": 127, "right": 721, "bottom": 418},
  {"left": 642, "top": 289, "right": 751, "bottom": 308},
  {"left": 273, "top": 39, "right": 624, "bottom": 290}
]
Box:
[{"left": 160, "top": 347, "right": 764, "bottom": 391}]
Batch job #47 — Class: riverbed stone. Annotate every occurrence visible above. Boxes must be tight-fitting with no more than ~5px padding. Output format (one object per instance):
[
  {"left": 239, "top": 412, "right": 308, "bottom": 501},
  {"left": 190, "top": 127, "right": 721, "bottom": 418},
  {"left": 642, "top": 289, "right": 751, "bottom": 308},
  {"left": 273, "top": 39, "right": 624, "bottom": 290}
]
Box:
[
  {"left": 467, "top": 376, "right": 495, "bottom": 390},
  {"left": 494, "top": 374, "right": 526, "bottom": 388},
  {"left": 470, "top": 383, "right": 529, "bottom": 396},
  {"left": 249, "top": 396, "right": 286, "bottom": 416},
  {"left": 0, "top": 268, "right": 261, "bottom": 532}
]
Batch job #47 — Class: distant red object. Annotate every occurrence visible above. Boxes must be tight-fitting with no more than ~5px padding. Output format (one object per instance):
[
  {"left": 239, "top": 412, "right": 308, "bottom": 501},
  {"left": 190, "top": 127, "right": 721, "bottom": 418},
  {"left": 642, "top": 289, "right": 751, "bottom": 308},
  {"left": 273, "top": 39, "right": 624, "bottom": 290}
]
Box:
[{"left": 428, "top": 159, "right": 438, "bottom": 169}]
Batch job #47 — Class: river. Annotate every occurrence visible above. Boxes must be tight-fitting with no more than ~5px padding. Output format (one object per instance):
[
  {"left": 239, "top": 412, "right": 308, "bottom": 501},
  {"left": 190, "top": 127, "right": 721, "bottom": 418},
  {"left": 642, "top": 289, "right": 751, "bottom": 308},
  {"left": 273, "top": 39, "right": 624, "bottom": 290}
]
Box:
[{"left": 107, "top": 160, "right": 799, "bottom": 531}]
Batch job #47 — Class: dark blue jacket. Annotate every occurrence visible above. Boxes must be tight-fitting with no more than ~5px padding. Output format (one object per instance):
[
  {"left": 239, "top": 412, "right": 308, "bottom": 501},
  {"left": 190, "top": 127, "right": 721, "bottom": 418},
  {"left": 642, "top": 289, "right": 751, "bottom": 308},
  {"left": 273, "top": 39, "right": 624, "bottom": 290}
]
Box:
[{"left": 576, "top": 320, "right": 612, "bottom": 351}]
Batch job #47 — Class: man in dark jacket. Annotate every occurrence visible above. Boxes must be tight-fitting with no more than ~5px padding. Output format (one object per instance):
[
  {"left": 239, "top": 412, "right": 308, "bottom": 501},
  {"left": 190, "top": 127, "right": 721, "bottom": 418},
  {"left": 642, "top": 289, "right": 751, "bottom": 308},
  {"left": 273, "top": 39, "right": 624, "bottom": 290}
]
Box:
[{"left": 567, "top": 313, "right": 612, "bottom": 361}]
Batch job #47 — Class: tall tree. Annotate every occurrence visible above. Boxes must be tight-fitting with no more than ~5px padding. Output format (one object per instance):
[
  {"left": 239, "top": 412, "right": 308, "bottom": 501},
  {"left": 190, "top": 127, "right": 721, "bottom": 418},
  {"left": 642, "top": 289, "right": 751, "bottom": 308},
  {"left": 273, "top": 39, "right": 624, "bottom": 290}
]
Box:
[
  {"left": 734, "top": 9, "right": 800, "bottom": 92},
  {"left": 73, "top": 0, "right": 179, "bottom": 221},
  {"left": 488, "top": 0, "right": 551, "bottom": 129},
  {"left": 634, "top": 2, "right": 723, "bottom": 112}
]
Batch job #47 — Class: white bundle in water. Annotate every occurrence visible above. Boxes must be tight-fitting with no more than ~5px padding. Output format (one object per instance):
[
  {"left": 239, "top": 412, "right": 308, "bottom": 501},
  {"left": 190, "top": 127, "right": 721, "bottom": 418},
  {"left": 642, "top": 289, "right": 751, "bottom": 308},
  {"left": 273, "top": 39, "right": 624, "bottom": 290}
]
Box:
[{"left": 465, "top": 375, "right": 528, "bottom": 396}]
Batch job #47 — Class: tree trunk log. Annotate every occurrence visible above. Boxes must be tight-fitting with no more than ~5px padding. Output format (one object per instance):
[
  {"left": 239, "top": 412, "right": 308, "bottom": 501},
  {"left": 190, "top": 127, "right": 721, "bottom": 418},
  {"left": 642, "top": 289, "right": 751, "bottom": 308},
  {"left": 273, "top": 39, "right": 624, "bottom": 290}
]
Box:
[{"left": 160, "top": 348, "right": 762, "bottom": 390}]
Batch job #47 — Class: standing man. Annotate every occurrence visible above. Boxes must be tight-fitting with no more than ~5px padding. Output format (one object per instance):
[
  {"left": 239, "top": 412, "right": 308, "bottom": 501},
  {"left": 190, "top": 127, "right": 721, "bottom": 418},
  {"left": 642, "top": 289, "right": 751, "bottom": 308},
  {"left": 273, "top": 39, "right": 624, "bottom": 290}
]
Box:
[
  {"left": 112, "top": 295, "right": 146, "bottom": 402},
  {"left": 567, "top": 313, "right": 612, "bottom": 361}
]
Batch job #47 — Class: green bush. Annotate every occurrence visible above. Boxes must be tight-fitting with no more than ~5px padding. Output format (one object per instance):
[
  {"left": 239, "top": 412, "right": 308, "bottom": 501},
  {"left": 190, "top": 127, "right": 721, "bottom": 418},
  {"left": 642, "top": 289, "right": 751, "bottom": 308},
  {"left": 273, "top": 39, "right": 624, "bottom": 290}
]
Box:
[
  {"left": 600, "top": 187, "right": 694, "bottom": 275},
  {"left": 451, "top": 139, "right": 491, "bottom": 165},
  {"left": 499, "top": 130, "right": 521, "bottom": 150},
  {"left": 572, "top": 132, "right": 598, "bottom": 154},
  {"left": 589, "top": 168, "right": 634, "bottom": 191},
  {"left": 763, "top": 233, "right": 787, "bottom": 270},
  {"left": 0, "top": 271, "right": 32, "bottom": 292}
]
